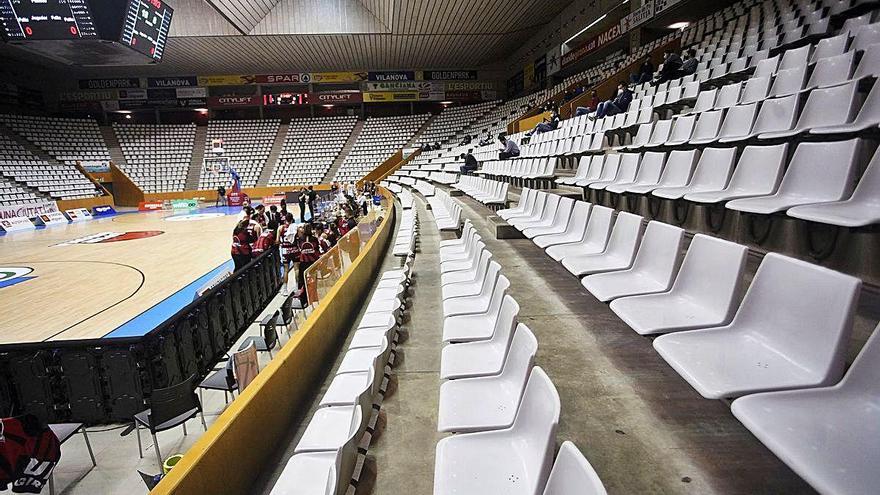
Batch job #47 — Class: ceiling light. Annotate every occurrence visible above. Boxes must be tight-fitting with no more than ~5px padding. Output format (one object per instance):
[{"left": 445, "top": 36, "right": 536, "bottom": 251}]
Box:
[
  {"left": 440, "top": 101, "right": 453, "bottom": 105},
  {"left": 125, "top": 114, "right": 132, "bottom": 119},
  {"left": 668, "top": 22, "right": 690, "bottom": 30},
  {"left": 322, "top": 104, "right": 334, "bottom": 108}
]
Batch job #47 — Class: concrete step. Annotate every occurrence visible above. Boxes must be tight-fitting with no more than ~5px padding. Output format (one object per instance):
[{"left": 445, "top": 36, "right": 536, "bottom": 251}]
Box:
[
  {"left": 258, "top": 123, "right": 288, "bottom": 187},
  {"left": 322, "top": 119, "right": 364, "bottom": 183},
  {"left": 100, "top": 126, "right": 128, "bottom": 170},
  {"left": 186, "top": 125, "right": 208, "bottom": 190}
]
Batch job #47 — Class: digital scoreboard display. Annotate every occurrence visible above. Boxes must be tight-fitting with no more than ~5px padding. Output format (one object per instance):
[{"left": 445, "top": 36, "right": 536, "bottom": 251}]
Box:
[
  {"left": 120, "top": 0, "right": 172, "bottom": 60},
  {"left": 264, "top": 93, "right": 310, "bottom": 105},
  {"left": 0, "top": 0, "right": 98, "bottom": 40},
  {"left": 0, "top": 0, "right": 173, "bottom": 64}
]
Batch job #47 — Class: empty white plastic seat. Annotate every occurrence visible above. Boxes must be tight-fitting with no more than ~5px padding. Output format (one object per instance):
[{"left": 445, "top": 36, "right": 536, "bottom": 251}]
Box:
[
  {"left": 545, "top": 205, "right": 614, "bottom": 262},
  {"left": 606, "top": 152, "right": 666, "bottom": 195},
  {"left": 685, "top": 144, "right": 787, "bottom": 204},
  {"left": 581, "top": 221, "right": 684, "bottom": 302},
  {"left": 788, "top": 146, "right": 880, "bottom": 227},
  {"left": 714, "top": 82, "right": 742, "bottom": 110},
  {"left": 809, "top": 33, "right": 849, "bottom": 63},
  {"left": 727, "top": 139, "right": 860, "bottom": 214},
  {"left": 610, "top": 234, "right": 748, "bottom": 335},
  {"left": 653, "top": 253, "right": 861, "bottom": 399},
  {"left": 620, "top": 122, "right": 653, "bottom": 150},
  {"left": 806, "top": 51, "right": 856, "bottom": 89},
  {"left": 542, "top": 441, "right": 607, "bottom": 495},
  {"left": 718, "top": 95, "right": 798, "bottom": 143},
  {"left": 730, "top": 324, "right": 880, "bottom": 495},
  {"left": 663, "top": 115, "right": 697, "bottom": 146},
  {"left": 561, "top": 212, "right": 644, "bottom": 276},
  {"left": 851, "top": 22, "right": 880, "bottom": 52},
  {"left": 852, "top": 43, "right": 880, "bottom": 80},
  {"left": 442, "top": 312, "right": 521, "bottom": 379},
  {"left": 499, "top": 189, "right": 535, "bottom": 219},
  {"left": 437, "top": 324, "right": 538, "bottom": 433},
  {"left": 524, "top": 197, "right": 576, "bottom": 239},
  {"left": 715, "top": 104, "right": 761, "bottom": 143},
  {"left": 653, "top": 147, "right": 736, "bottom": 200},
  {"left": 441, "top": 241, "right": 488, "bottom": 274},
  {"left": 433, "top": 367, "right": 560, "bottom": 495},
  {"left": 589, "top": 153, "right": 638, "bottom": 191},
  {"left": 739, "top": 76, "right": 771, "bottom": 105},
  {"left": 507, "top": 192, "right": 548, "bottom": 224},
  {"left": 512, "top": 194, "right": 562, "bottom": 230},
  {"left": 624, "top": 150, "right": 699, "bottom": 195},
  {"left": 556, "top": 158, "right": 591, "bottom": 185},
  {"left": 812, "top": 78, "right": 880, "bottom": 135},
  {"left": 442, "top": 259, "right": 500, "bottom": 300},
  {"left": 574, "top": 156, "right": 606, "bottom": 187},
  {"left": 533, "top": 202, "right": 592, "bottom": 249},
  {"left": 768, "top": 67, "right": 807, "bottom": 97},
  {"left": 686, "top": 110, "right": 724, "bottom": 144},
  {"left": 443, "top": 270, "right": 506, "bottom": 318},
  {"left": 295, "top": 405, "right": 363, "bottom": 453},
  {"left": 758, "top": 81, "right": 860, "bottom": 139},
  {"left": 643, "top": 119, "right": 673, "bottom": 148}
]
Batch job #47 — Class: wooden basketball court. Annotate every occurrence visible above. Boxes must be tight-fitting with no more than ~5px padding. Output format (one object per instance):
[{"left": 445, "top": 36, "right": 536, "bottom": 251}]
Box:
[{"left": 0, "top": 209, "right": 238, "bottom": 344}]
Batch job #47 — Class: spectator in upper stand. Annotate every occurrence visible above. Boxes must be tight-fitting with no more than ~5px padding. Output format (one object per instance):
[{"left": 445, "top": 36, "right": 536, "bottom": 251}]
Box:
[
  {"left": 631, "top": 57, "right": 655, "bottom": 84},
  {"left": 460, "top": 149, "right": 479, "bottom": 175},
  {"left": 680, "top": 49, "right": 699, "bottom": 76},
  {"left": 526, "top": 107, "right": 560, "bottom": 137},
  {"left": 652, "top": 48, "right": 683, "bottom": 86},
  {"left": 498, "top": 134, "right": 520, "bottom": 160},
  {"left": 432, "top": 141, "right": 442, "bottom": 150},
  {"left": 478, "top": 133, "right": 492, "bottom": 146},
  {"left": 421, "top": 142, "right": 432, "bottom": 152},
  {"left": 459, "top": 134, "right": 472, "bottom": 146},
  {"left": 575, "top": 90, "right": 601, "bottom": 117},
  {"left": 590, "top": 81, "right": 633, "bottom": 120}
]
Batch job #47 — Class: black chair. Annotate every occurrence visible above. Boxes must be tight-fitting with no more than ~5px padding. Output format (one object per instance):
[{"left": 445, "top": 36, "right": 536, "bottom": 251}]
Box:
[
  {"left": 278, "top": 291, "right": 307, "bottom": 334},
  {"left": 197, "top": 358, "right": 237, "bottom": 405},
  {"left": 133, "top": 375, "right": 207, "bottom": 467},
  {"left": 48, "top": 423, "right": 96, "bottom": 495},
  {"left": 239, "top": 311, "right": 280, "bottom": 356}
]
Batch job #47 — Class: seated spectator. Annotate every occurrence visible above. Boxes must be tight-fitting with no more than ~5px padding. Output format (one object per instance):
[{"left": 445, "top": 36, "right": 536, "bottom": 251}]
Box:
[
  {"left": 680, "top": 49, "right": 698, "bottom": 76},
  {"left": 590, "top": 82, "right": 633, "bottom": 120},
  {"left": 498, "top": 134, "right": 520, "bottom": 160},
  {"left": 421, "top": 142, "right": 432, "bottom": 152},
  {"left": 575, "top": 90, "right": 600, "bottom": 117},
  {"left": 432, "top": 141, "right": 442, "bottom": 150},
  {"left": 478, "top": 133, "right": 492, "bottom": 146},
  {"left": 460, "top": 149, "right": 479, "bottom": 175},
  {"left": 652, "top": 48, "right": 683, "bottom": 86},
  {"left": 631, "top": 57, "right": 655, "bottom": 84},
  {"left": 526, "top": 108, "right": 560, "bottom": 136},
  {"left": 459, "top": 134, "right": 472, "bottom": 146}
]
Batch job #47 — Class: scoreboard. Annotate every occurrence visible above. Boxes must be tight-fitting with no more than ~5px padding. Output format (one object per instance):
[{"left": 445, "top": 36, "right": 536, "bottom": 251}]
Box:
[{"left": 0, "top": 0, "right": 173, "bottom": 64}]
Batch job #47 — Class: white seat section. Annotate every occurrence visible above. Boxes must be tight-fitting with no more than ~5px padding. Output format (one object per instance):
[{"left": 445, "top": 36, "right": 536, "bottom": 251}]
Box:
[
  {"left": 499, "top": 188, "right": 535, "bottom": 219},
  {"left": 739, "top": 76, "right": 771, "bottom": 105},
  {"left": 439, "top": 229, "right": 480, "bottom": 263},
  {"left": 684, "top": 144, "right": 788, "bottom": 204},
  {"left": 574, "top": 156, "right": 606, "bottom": 187},
  {"left": 805, "top": 51, "right": 856, "bottom": 89},
  {"left": 589, "top": 153, "right": 639, "bottom": 191},
  {"left": 561, "top": 211, "right": 644, "bottom": 276},
  {"left": 643, "top": 119, "right": 673, "bottom": 148},
  {"left": 443, "top": 271, "right": 507, "bottom": 318},
  {"left": 545, "top": 205, "right": 614, "bottom": 262},
  {"left": 433, "top": 367, "right": 560, "bottom": 495},
  {"left": 556, "top": 157, "right": 591, "bottom": 185},
  {"left": 437, "top": 324, "right": 538, "bottom": 433},
  {"left": 442, "top": 256, "right": 496, "bottom": 300},
  {"left": 653, "top": 253, "right": 861, "bottom": 399},
  {"left": 441, "top": 248, "right": 492, "bottom": 286},
  {"left": 711, "top": 102, "right": 758, "bottom": 143},
  {"left": 524, "top": 197, "right": 576, "bottom": 239},
  {"left": 512, "top": 194, "right": 562, "bottom": 230},
  {"left": 686, "top": 109, "right": 724, "bottom": 144},
  {"left": 610, "top": 234, "right": 748, "bottom": 335},
  {"left": 606, "top": 151, "right": 665, "bottom": 195},
  {"left": 730, "top": 325, "right": 880, "bottom": 495},
  {"left": 726, "top": 139, "right": 860, "bottom": 214},
  {"left": 788, "top": 146, "right": 880, "bottom": 227},
  {"left": 441, "top": 240, "right": 487, "bottom": 274},
  {"left": 663, "top": 114, "right": 697, "bottom": 146},
  {"left": 270, "top": 451, "right": 339, "bottom": 495},
  {"left": 624, "top": 150, "right": 699, "bottom": 195},
  {"left": 584, "top": 154, "right": 621, "bottom": 192},
  {"left": 622, "top": 122, "right": 653, "bottom": 150},
  {"left": 812, "top": 77, "right": 880, "bottom": 135},
  {"left": 294, "top": 405, "right": 363, "bottom": 453},
  {"left": 581, "top": 222, "right": 685, "bottom": 302},
  {"left": 442, "top": 283, "right": 517, "bottom": 343},
  {"left": 533, "top": 201, "right": 592, "bottom": 249},
  {"left": 507, "top": 191, "right": 548, "bottom": 224},
  {"left": 653, "top": 147, "right": 737, "bottom": 200},
  {"left": 718, "top": 95, "right": 798, "bottom": 143},
  {"left": 542, "top": 441, "right": 608, "bottom": 495},
  {"left": 768, "top": 67, "right": 807, "bottom": 97},
  {"left": 441, "top": 301, "right": 522, "bottom": 377},
  {"left": 758, "top": 81, "right": 860, "bottom": 139}
]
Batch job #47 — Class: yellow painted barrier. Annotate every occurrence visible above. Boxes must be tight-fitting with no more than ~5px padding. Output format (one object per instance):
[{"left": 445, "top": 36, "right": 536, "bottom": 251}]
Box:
[{"left": 152, "top": 188, "right": 395, "bottom": 495}]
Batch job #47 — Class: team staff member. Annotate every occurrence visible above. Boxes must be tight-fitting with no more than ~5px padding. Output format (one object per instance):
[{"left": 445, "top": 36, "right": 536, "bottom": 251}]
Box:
[
  {"left": 251, "top": 219, "right": 278, "bottom": 257},
  {"left": 231, "top": 219, "right": 253, "bottom": 271},
  {"left": 279, "top": 215, "right": 301, "bottom": 296},
  {"left": 298, "top": 188, "right": 308, "bottom": 222},
  {"left": 307, "top": 186, "right": 318, "bottom": 220},
  {"left": 297, "top": 224, "right": 322, "bottom": 304}
]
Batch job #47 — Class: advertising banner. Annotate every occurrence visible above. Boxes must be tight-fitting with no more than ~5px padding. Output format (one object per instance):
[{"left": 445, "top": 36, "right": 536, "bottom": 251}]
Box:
[
  {"left": 546, "top": 46, "right": 561, "bottom": 75},
  {"left": 0, "top": 217, "right": 35, "bottom": 232},
  {"left": 83, "top": 163, "right": 110, "bottom": 173},
  {"left": 65, "top": 208, "right": 93, "bottom": 222},
  {"left": 363, "top": 91, "right": 443, "bottom": 102},
  {"left": 175, "top": 87, "right": 207, "bottom": 98},
  {"left": 364, "top": 81, "right": 442, "bottom": 92},
  {"left": 91, "top": 205, "right": 117, "bottom": 217},
  {"left": 35, "top": 211, "right": 69, "bottom": 225},
  {"left": 59, "top": 90, "right": 117, "bottom": 102},
  {"left": 423, "top": 70, "right": 478, "bottom": 80},
  {"left": 311, "top": 91, "right": 362, "bottom": 104},
  {"left": 79, "top": 78, "right": 141, "bottom": 90},
  {"left": 620, "top": 0, "right": 655, "bottom": 32},
  {"left": 562, "top": 23, "right": 623, "bottom": 67},
  {"left": 197, "top": 75, "right": 257, "bottom": 86},
  {"left": 207, "top": 95, "right": 261, "bottom": 108},
  {"left": 118, "top": 89, "right": 147, "bottom": 100},
  {"left": 176, "top": 98, "right": 208, "bottom": 108},
  {"left": 310, "top": 72, "right": 367, "bottom": 83},
  {"left": 0, "top": 201, "right": 58, "bottom": 220},
  {"left": 445, "top": 81, "right": 495, "bottom": 91},
  {"left": 368, "top": 71, "right": 417, "bottom": 82},
  {"left": 138, "top": 201, "right": 164, "bottom": 211},
  {"left": 147, "top": 76, "right": 199, "bottom": 88},
  {"left": 444, "top": 90, "right": 482, "bottom": 101},
  {"left": 147, "top": 88, "right": 179, "bottom": 106},
  {"left": 171, "top": 199, "right": 198, "bottom": 209}
]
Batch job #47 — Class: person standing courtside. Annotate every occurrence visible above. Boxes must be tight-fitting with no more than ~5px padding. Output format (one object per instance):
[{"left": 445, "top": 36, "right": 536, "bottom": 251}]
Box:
[
  {"left": 307, "top": 186, "right": 318, "bottom": 221},
  {"left": 298, "top": 187, "right": 307, "bottom": 223}
]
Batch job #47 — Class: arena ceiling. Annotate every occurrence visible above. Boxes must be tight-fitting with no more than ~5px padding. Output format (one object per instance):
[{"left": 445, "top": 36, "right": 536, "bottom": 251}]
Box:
[{"left": 1, "top": 0, "right": 579, "bottom": 77}]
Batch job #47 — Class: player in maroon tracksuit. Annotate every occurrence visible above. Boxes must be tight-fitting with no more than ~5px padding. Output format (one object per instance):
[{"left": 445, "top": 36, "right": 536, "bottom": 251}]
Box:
[
  {"left": 0, "top": 415, "right": 61, "bottom": 494},
  {"left": 231, "top": 219, "right": 253, "bottom": 271},
  {"left": 252, "top": 220, "right": 278, "bottom": 257},
  {"left": 297, "top": 224, "right": 322, "bottom": 304}
]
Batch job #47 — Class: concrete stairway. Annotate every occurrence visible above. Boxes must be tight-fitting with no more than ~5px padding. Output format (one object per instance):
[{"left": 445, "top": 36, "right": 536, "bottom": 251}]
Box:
[
  {"left": 257, "top": 123, "right": 288, "bottom": 187},
  {"left": 321, "top": 119, "right": 364, "bottom": 183},
  {"left": 186, "top": 125, "right": 208, "bottom": 190},
  {"left": 100, "top": 126, "right": 128, "bottom": 170},
  {"left": 405, "top": 114, "right": 437, "bottom": 147}
]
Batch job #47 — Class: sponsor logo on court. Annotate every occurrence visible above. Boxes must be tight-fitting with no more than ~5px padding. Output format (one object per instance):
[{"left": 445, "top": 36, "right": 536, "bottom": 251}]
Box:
[
  {"left": 0, "top": 267, "right": 35, "bottom": 289},
  {"left": 53, "top": 231, "right": 164, "bottom": 246},
  {"left": 165, "top": 213, "right": 226, "bottom": 222}
]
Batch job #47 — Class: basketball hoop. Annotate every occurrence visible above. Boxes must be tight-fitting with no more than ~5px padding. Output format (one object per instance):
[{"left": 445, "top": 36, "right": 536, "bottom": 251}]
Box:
[{"left": 211, "top": 138, "right": 225, "bottom": 155}]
